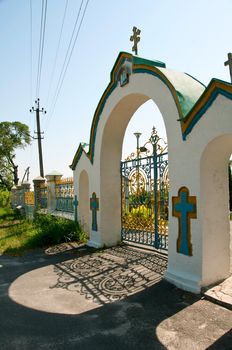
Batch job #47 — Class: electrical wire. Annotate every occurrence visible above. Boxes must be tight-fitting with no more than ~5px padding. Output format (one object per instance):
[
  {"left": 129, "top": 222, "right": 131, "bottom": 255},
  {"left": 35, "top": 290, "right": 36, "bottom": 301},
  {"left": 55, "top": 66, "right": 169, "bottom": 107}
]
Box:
[
  {"left": 35, "top": 0, "right": 44, "bottom": 98},
  {"left": 36, "top": 0, "right": 48, "bottom": 99},
  {"left": 48, "top": 0, "right": 90, "bottom": 120},
  {"left": 30, "top": 0, "right": 33, "bottom": 106},
  {"left": 45, "top": 0, "right": 69, "bottom": 107},
  {"left": 29, "top": 0, "right": 36, "bottom": 172},
  {"left": 48, "top": 0, "right": 84, "bottom": 115},
  {"left": 38, "top": 0, "right": 47, "bottom": 98}
]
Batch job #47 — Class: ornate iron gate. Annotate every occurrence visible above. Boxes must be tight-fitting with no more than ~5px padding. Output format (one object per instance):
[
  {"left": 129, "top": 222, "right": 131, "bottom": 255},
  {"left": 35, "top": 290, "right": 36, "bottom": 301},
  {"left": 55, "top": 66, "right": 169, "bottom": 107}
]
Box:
[{"left": 121, "top": 128, "right": 169, "bottom": 251}]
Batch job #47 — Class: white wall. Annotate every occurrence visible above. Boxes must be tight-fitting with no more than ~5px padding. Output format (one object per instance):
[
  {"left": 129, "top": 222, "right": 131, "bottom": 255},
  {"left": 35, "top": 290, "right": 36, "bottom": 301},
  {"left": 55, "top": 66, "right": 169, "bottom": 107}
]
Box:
[
  {"left": 79, "top": 169, "right": 90, "bottom": 234},
  {"left": 73, "top": 69, "right": 232, "bottom": 293}
]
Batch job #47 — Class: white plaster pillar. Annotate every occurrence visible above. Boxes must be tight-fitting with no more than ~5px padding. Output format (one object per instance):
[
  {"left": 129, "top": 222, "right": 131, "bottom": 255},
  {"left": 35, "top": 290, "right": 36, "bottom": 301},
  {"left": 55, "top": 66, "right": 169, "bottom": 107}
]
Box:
[
  {"left": 45, "top": 171, "right": 63, "bottom": 212},
  {"left": 33, "top": 176, "right": 46, "bottom": 209},
  {"left": 11, "top": 186, "right": 17, "bottom": 208},
  {"left": 21, "top": 182, "right": 31, "bottom": 207}
]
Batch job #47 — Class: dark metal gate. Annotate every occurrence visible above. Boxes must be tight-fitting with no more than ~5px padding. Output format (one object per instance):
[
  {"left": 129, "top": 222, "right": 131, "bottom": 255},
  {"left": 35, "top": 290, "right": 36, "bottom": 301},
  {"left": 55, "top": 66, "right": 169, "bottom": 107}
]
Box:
[{"left": 121, "top": 128, "right": 169, "bottom": 251}]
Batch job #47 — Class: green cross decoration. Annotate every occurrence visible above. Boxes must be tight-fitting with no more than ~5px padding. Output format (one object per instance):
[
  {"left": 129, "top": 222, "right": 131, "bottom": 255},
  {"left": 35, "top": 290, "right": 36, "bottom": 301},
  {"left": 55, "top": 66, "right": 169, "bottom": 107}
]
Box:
[
  {"left": 172, "top": 186, "right": 197, "bottom": 256},
  {"left": 90, "top": 192, "right": 99, "bottom": 231},
  {"left": 73, "top": 195, "right": 79, "bottom": 223}
]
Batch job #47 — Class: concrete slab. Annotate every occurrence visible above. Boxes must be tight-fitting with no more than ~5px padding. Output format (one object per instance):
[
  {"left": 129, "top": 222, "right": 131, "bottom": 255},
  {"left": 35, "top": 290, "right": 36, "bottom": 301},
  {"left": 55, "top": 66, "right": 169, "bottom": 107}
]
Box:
[
  {"left": 8, "top": 246, "right": 167, "bottom": 314},
  {"left": 203, "top": 276, "right": 232, "bottom": 310},
  {"left": 0, "top": 245, "right": 232, "bottom": 350},
  {"left": 203, "top": 222, "right": 232, "bottom": 310}
]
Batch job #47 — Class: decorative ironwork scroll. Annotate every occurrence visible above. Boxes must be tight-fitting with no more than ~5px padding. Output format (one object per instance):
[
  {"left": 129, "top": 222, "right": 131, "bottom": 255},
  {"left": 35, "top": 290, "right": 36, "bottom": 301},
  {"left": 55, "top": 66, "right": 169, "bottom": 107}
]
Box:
[{"left": 121, "top": 127, "right": 169, "bottom": 251}]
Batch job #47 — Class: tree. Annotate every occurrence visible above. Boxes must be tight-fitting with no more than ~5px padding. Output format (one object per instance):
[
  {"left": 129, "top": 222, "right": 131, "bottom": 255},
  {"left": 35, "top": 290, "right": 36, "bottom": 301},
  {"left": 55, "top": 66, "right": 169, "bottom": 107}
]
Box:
[{"left": 0, "top": 122, "right": 31, "bottom": 190}]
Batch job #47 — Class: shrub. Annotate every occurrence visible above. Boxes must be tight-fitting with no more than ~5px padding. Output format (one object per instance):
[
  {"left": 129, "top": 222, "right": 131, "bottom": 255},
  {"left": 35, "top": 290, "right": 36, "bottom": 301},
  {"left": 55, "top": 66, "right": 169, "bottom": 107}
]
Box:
[
  {"left": 0, "top": 207, "right": 22, "bottom": 223},
  {"left": 0, "top": 189, "right": 11, "bottom": 208},
  {"left": 31, "top": 213, "right": 87, "bottom": 247}
]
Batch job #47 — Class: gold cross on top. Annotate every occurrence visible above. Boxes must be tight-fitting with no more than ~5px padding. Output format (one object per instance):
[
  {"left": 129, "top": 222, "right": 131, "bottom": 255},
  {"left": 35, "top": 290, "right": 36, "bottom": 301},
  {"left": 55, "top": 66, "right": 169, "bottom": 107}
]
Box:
[
  {"left": 130, "top": 26, "right": 141, "bottom": 55},
  {"left": 224, "top": 52, "right": 232, "bottom": 83}
]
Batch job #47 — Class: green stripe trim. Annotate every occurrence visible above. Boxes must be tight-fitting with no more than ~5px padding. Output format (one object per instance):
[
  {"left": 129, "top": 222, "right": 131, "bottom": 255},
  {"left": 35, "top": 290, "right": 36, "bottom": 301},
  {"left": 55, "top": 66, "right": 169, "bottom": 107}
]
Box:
[
  {"left": 133, "top": 56, "right": 166, "bottom": 68},
  {"left": 133, "top": 66, "right": 183, "bottom": 119},
  {"left": 70, "top": 53, "right": 232, "bottom": 170},
  {"left": 182, "top": 79, "right": 232, "bottom": 140}
]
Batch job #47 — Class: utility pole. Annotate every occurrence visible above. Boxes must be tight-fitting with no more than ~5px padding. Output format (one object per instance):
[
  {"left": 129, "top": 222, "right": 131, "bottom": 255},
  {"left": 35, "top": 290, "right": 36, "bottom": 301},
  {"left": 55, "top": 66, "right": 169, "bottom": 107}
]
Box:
[{"left": 30, "top": 98, "right": 46, "bottom": 178}]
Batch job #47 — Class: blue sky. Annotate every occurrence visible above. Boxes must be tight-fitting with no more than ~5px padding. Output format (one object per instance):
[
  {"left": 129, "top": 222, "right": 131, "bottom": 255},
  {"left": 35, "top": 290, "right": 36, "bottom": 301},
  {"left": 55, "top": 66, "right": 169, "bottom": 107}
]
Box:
[{"left": 1, "top": 0, "right": 232, "bottom": 182}]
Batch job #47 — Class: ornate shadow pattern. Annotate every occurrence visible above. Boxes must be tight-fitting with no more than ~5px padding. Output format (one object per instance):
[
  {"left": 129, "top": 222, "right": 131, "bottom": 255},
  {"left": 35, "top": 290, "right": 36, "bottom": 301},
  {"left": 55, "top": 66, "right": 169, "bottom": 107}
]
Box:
[{"left": 50, "top": 246, "right": 167, "bottom": 305}]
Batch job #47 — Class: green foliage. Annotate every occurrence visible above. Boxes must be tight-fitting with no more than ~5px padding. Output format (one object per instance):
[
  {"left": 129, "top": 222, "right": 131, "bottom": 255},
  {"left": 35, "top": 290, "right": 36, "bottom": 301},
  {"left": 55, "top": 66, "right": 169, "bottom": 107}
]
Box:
[
  {"left": 122, "top": 206, "right": 154, "bottom": 230},
  {"left": 129, "top": 190, "right": 153, "bottom": 208},
  {"left": 0, "top": 121, "right": 31, "bottom": 189},
  {"left": 32, "top": 214, "right": 87, "bottom": 247},
  {"left": 0, "top": 188, "right": 11, "bottom": 208},
  {"left": 0, "top": 207, "right": 21, "bottom": 222},
  {"left": 0, "top": 208, "right": 31, "bottom": 254},
  {"left": 122, "top": 203, "right": 168, "bottom": 232},
  {"left": 130, "top": 205, "right": 154, "bottom": 219},
  {"left": 0, "top": 210, "right": 87, "bottom": 255}
]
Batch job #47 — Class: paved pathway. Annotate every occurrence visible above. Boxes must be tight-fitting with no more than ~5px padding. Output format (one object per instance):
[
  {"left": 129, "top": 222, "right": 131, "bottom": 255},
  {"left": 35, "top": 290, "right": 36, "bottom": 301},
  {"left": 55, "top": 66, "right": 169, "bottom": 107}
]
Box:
[
  {"left": 203, "top": 222, "right": 232, "bottom": 309},
  {"left": 0, "top": 245, "right": 231, "bottom": 350},
  {"left": 8, "top": 245, "right": 167, "bottom": 314}
]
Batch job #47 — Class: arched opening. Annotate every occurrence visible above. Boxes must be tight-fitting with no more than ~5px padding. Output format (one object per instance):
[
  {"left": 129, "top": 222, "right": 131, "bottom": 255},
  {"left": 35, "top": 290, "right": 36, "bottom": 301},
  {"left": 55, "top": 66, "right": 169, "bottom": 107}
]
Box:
[
  {"left": 79, "top": 170, "right": 89, "bottom": 234},
  {"left": 121, "top": 100, "right": 168, "bottom": 251},
  {"left": 200, "top": 135, "right": 232, "bottom": 286},
  {"left": 122, "top": 100, "right": 167, "bottom": 159},
  {"left": 100, "top": 93, "right": 170, "bottom": 249}
]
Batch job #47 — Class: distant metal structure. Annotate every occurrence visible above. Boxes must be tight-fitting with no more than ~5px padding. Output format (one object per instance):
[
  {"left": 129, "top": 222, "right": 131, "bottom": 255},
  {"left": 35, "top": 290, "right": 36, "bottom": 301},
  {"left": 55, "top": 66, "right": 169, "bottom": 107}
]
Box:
[
  {"left": 21, "top": 167, "right": 30, "bottom": 183},
  {"left": 121, "top": 127, "right": 169, "bottom": 251}
]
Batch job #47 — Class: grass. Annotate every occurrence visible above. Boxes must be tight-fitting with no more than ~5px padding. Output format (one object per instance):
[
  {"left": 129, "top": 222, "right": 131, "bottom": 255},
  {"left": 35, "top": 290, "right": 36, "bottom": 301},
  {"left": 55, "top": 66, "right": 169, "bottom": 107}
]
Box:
[
  {"left": 0, "top": 207, "right": 21, "bottom": 223},
  {"left": 0, "top": 207, "right": 87, "bottom": 255}
]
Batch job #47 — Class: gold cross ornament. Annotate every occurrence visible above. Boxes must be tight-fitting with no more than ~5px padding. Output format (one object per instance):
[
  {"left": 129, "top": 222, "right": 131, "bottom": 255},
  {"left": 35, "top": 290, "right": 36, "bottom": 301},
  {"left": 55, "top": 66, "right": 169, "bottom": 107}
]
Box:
[
  {"left": 130, "top": 26, "right": 141, "bottom": 55},
  {"left": 224, "top": 52, "right": 232, "bottom": 83}
]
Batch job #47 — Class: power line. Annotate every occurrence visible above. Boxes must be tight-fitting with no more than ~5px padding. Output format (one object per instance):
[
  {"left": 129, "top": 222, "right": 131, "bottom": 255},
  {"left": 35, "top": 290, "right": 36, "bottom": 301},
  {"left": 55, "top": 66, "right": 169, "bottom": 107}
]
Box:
[
  {"left": 49, "top": 0, "right": 84, "bottom": 115},
  {"left": 36, "top": 0, "right": 48, "bottom": 99},
  {"left": 29, "top": 0, "right": 35, "bottom": 138},
  {"left": 35, "top": 0, "right": 44, "bottom": 98},
  {"left": 48, "top": 0, "right": 90, "bottom": 119},
  {"left": 38, "top": 0, "right": 47, "bottom": 98},
  {"left": 30, "top": 0, "right": 33, "bottom": 105},
  {"left": 45, "top": 0, "right": 69, "bottom": 107}
]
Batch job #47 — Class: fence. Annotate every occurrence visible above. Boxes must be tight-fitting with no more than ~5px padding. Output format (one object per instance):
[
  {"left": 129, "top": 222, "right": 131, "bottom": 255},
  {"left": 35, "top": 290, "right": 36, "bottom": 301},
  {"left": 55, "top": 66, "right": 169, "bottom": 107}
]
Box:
[
  {"left": 11, "top": 174, "right": 76, "bottom": 220},
  {"left": 55, "top": 178, "right": 74, "bottom": 213},
  {"left": 40, "top": 184, "right": 48, "bottom": 209},
  {"left": 24, "top": 191, "right": 35, "bottom": 218}
]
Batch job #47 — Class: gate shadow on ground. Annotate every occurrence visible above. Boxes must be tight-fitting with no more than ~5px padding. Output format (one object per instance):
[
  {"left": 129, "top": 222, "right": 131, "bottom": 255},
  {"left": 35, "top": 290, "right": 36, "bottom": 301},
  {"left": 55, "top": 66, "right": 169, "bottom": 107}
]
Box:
[
  {"left": 0, "top": 245, "right": 231, "bottom": 350},
  {"left": 49, "top": 246, "right": 168, "bottom": 306}
]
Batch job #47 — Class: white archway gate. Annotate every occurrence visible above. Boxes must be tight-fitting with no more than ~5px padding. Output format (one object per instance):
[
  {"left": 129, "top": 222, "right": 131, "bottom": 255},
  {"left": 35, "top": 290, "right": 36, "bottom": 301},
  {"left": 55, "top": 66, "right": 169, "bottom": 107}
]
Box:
[
  {"left": 121, "top": 127, "right": 169, "bottom": 251},
  {"left": 71, "top": 52, "right": 232, "bottom": 293}
]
